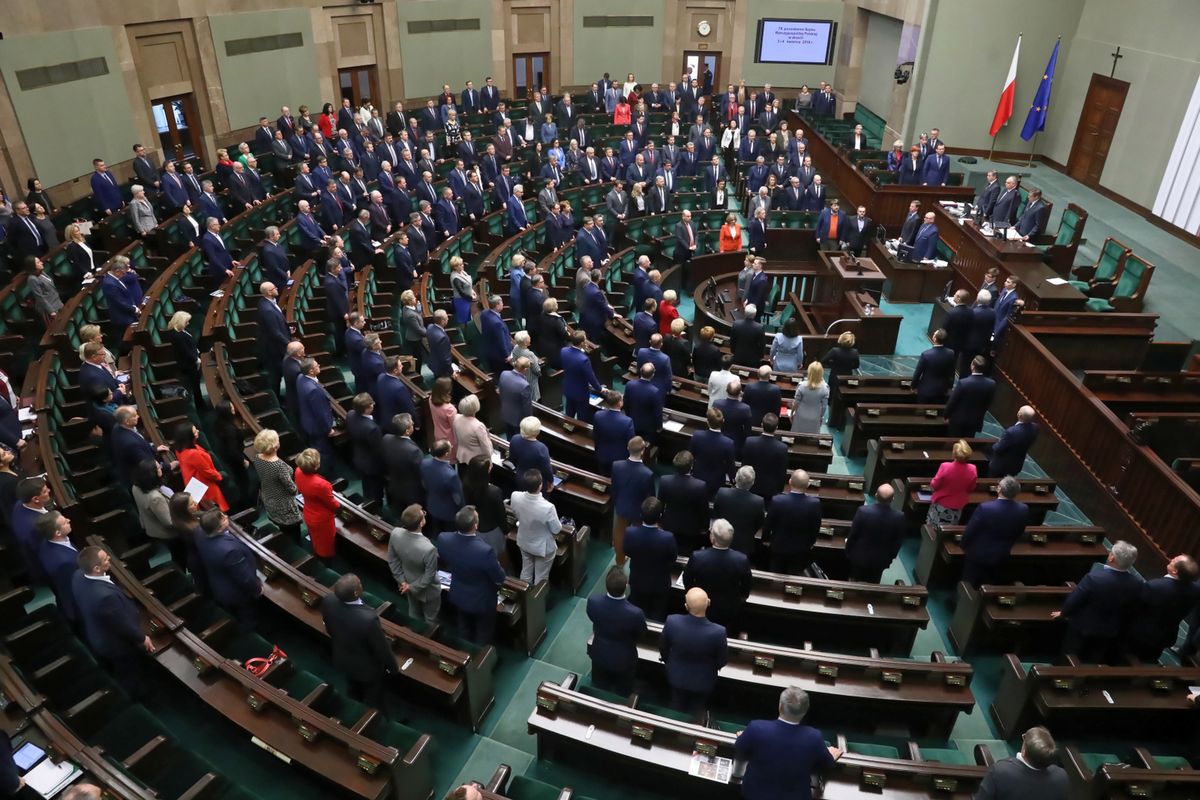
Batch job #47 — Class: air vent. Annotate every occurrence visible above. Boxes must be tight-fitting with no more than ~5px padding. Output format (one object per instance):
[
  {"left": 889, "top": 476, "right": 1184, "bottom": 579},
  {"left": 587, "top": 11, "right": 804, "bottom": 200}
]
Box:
[
  {"left": 16, "top": 57, "right": 109, "bottom": 90},
  {"left": 225, "top": 32, "right": 304, "bottom": 57},
  {"left": 407, "top": 19, "right": 482, "bottom": 34},
  {"left": 582, "top": 16, "right": 654, "bottom": 28}
]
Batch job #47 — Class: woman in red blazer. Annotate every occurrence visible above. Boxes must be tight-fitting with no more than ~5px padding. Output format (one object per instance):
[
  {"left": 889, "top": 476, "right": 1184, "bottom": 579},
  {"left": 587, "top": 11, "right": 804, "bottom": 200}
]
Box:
[
  {"left": 719, "top": 213, "right": 742, "bottom": 253},
  {"left": 172, "top": 423, "right": 229, "bottom": 512},
  {"left": 927, "top": 440, "right": 978, "bottom": 526},
  {"left": 658, "top": 289, "right": 682, "bottom": 336},
  {"left": 294, "top": 447, "right": 340, "bottom": 558}
]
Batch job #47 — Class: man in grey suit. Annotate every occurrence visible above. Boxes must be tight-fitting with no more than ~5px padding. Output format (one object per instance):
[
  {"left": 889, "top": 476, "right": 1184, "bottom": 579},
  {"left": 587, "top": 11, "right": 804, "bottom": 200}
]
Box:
[
  {"left": 499, "top": 357, "right": 533, "bottom": 438},
  {"left": 387, "top": 504, "right": 441, "bottom": 624},
  {"left": 537, "top": 180, "right": 559, "bottom": 219},
  {"left": 975, "top": 726, "right": 1067, "bottom": 800}
]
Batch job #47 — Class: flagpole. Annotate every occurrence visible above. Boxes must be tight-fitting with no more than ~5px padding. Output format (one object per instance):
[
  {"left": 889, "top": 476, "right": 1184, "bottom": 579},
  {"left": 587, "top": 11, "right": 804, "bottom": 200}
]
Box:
[
  {"left": 1026, "top": 132, "right": 1039, "bottom": 167},
  {"left": 988, "top": 133, "right": 999, "bottom": 161},
  {"left": 1026, "top": 35, "right": 1061, "bottom": 169}
]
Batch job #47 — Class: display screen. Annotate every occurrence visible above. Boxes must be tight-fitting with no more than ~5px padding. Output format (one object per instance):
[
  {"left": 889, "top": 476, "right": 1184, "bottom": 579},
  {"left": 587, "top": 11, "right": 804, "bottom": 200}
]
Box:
[{"left": 755, "top": 19, "right": 836, "bottom": 65}]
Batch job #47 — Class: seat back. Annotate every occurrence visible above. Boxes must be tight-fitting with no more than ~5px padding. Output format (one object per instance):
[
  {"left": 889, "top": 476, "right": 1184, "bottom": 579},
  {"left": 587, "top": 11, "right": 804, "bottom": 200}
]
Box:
[
  {"left": 1114, "top": 253, "right": 1152, "bottom": 299},
  {"left": 1054, "top": 207, "right": 1078, "bottom": 246},
  {"left": 1095, "top": 237, "right": 1130, "bottom": 282}
]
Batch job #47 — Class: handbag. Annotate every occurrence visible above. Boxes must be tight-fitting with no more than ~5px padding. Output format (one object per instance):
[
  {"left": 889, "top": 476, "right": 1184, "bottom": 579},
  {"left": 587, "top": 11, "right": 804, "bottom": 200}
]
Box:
[{"left": 245, "top": 645, "right": 288, "bottom": 677}]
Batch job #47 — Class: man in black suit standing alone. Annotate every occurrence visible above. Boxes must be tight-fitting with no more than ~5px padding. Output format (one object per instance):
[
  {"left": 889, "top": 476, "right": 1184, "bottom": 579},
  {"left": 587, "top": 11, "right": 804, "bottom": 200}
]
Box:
[
  {"left": 944, "top": 356, "right": 995, "bottom": 437},
  {"left": 844, "top": 485, "right": 907, "bottom": 583},
  {"left": 585, "top": 567, "right": 647, "bottom": 696},
  {"left": 682, "top": 519, "right": 752, "bottom": 632},
  {"left": 71, "top": 546, "right": 154, "bottom": 697},
  {"left": 320, "top": 573, "right": 398, "bottom": 714},
  {"left": 912, "top": 329, "right": 957, "bottom": 404},
  {"left": 943, "top": 289, "right": 974, "bottom": 374}
]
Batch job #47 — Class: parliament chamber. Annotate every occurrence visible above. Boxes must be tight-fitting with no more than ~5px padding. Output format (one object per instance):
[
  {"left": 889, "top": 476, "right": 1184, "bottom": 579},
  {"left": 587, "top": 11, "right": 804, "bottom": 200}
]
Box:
[{"left": 0, "top": 1, "right": 1199, "bottom": 798}]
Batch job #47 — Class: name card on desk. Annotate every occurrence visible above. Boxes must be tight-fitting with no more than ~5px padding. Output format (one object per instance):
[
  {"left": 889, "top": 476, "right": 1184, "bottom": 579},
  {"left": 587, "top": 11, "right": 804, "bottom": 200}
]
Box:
[
  {"left": 1030, "top": 533, "right": 1048, "bottom": 545},
  {"left": 881, "top": 671, "right": 902, "bottom": 686},
  {"left": 783, "top": 583, "right": 804, "bottom": 598},
  {"left": 819, "top": 526, "right": 833, "bottom": 537},
  {"left": 1080, "top": 533, "right": 1098, "bottom": 545},
  {"left": 663, "top": 420, "right": 685, "bottom": 433},
  {"left": 1034, "top": 484, "right": 1050, "bottom": 494},
  {"left": 933, "top": 777, "right": 959, "bottom": 792},
  {"left": 866, "top": 407, "right": 881, "bottom": 417},
  {"left": 753, "top": 654, "right": 775, "bottom": 672},
  {"left": 825, "top": 588, "right": 844, "bottom": 602},
  {"left": 809, "top": 478, "right": 821, "bottom": 488},
  {"left": 536, "top": 695, "right": 558, "bottom": 712},
  {"left": 997, "top": 595, "right": 1017, "bottom": 607},
  {"left": 630, "top": 724, "right": 655, "bottom": 742},
  {"left": 923, "top": 409, "right": 939, "bottom": 418},
  {"left": 848, "top": 481, "right": 863, "bottom": 492},
  {"left": 861, "top": 771, "right": 887, "bottom": 790},
  {"left": 818, "top": 664, "right": 838, "bottom": 680},
  {"left": 944, "top": 674, "right": 967, "bottom": 687},
  {"left": 561, "top": 421, "right": 578, "bottom": 433}
]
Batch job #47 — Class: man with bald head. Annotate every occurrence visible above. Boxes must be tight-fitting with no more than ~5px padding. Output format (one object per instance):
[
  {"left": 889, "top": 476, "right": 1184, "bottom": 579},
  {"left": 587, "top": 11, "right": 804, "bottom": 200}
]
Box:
[
  {"left": 257, "top": 281, "right": 291, "bottom": 398},
  {"left": 764, "top": 469, "right": 823, "bottom": 574},
  {"left": 660, "top": 587, "right": 728, "bottom": 717},
  {"left": 988, "top": 405, "right": 1039, "bottom": 478},
  {"left": 844, "top": 484, "right": 907, "bottom": 583}
]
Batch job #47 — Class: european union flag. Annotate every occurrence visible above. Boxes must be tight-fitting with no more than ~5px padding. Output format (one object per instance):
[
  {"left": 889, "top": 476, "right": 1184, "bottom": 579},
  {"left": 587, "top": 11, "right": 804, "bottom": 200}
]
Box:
[{"left": 1021, "top": 39, "right": 1060, "bottom": 141}]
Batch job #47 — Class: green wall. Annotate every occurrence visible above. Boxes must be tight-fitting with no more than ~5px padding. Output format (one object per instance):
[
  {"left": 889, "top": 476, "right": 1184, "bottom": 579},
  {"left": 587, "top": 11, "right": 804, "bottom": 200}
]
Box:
[
  {"left": 858, "top": 11, "right": 902, "bottom": 120},
  {"left": 741, "top": 0, "right": 844, "bottom": 87},
  {"left": 210, "top": 9, "right": 321, "bottom": 131},
  {"left": 912, "top": 0, "right": 1085, "bottom": 153},
  {"left": 396, "top": 0, "right": 493, "bottom": 98},
  {"left": 571, "top": 0, "right": 666, "bottom": 87},
  {"left": 0, "top": 27, "right": 138, "bottom": 187},
  {"left": 1039, "top": 0, "right": 1200, "bottom": 208}
]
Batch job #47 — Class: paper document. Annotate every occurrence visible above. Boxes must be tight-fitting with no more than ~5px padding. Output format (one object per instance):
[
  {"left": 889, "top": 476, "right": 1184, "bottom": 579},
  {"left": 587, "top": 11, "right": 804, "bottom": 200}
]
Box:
[
  {"left": 1045, "top": 277, "right": 1068, "bottom": 285},
  {"left": 662, "top": 420, "right": 685, "bottom": 433},
  {"left": 18, "top": 407, "right": 35, "bottom": 423},
  {"left": 24, "top": 757, "right": 81, "bottom": 798},
  {"left": 184, "top": 477, "right": 209, "bottom": 504},
  {"left": 491, "top": 450, "right": 503, "bottom": 466},
  {"left": 689, "top": 752, "right": 733, "bottom": 783}
]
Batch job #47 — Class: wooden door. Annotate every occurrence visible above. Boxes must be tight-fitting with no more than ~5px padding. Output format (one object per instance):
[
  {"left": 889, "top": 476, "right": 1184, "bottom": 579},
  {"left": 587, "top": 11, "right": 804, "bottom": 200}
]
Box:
[
  {"left": 151, "top": 94, "right": 202, "bottom": 163},
  {"left": 1067, "top": 74, "right": 1129, "bottom": 184},
  {"left": 512, "top": 53, "right": 549, "bottom": 100},
  {"left": 338, "top": 66, "right": 380, "bottom": 109},
  {"left": 682, "top": 52, "right": 720, "bottom": 96}
]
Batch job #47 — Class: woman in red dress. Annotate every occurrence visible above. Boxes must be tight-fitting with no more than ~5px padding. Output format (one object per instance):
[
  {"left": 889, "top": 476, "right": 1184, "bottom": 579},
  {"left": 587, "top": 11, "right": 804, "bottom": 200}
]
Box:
[
  {"left": 294, "top": 447, "right": 339, "bottom": 558},
  {"left": 173, "top": 423, "right": 229, "bottom": 512},
  {"left": 318, "top": 102, "right": 335, "bottom": 140},
  {"left": 658, "top": 289, "right": 682, "bottom": 336}
]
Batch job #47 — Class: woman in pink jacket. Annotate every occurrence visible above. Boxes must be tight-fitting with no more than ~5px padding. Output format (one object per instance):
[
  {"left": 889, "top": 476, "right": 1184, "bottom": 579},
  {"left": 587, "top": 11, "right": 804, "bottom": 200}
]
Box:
[{"left": 927, "top": 440, "right": 978, "bottom": 526}]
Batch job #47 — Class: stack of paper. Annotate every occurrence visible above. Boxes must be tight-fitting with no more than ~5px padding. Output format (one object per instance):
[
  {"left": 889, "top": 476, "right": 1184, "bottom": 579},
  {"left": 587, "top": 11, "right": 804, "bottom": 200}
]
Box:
[{"left": 24, "top": 757, "right": 82, "bottom": 798}]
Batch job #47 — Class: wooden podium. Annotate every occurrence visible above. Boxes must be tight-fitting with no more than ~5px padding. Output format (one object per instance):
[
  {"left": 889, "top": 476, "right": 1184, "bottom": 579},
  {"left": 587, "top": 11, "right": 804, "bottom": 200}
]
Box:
[{"left": 819, "top": 252, "right": 886, "bottom": 303}]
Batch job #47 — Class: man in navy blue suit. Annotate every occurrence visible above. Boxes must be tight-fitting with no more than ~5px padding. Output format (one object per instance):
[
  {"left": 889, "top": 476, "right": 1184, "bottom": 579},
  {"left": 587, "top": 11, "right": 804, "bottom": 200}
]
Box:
[
  {"left": 714, "top": 380, "right": 753, "bottom": 457},
  {"left": 943, "top": 289, "right": 974, "bottom": 371},
  {"left": 844, "top": 484, "right": 907, "bottom": 583},
  {"left": 921, "top": 143, "right": 950, "bottom": 186},
  {"left": 632, "top": 299, "right": 658, "bottom": 351},
  {"left": 586, "top": 567, "right": 647, "bottom": 696},
  {"left": 424, "top": 310, "right": 454, "bottom": 379},
  {"left": 344, "top": 312, "right": 368, "bottom": 392},
  {"left": 659, "top": 452, "right": 711, "bottom": 552},
  {"left": 505, "top": 185, "right": 531, "bottom": 234},
  {"left": 744, "top": 365, "right": 782, "bottom": 428},
  {"left": 634, "top": 334, "right": 673, "bottom": 398},
  {"left": 35, "top": 511, "right": 79, "bottom": 626},
  {"left": 991, "top": 275, "right": 1024, "bottom": 342},
  {"left": 323, "top": 258, "right": 351, "bottom": 357},
  {"left": 660, "top": 587, "right": 727, "bottom": 716},
  {"left": 480, "top": 295, "right": 512, "bottom": 373},
  {"left": 960, "top": 476, "right": 1029, "bottom": 587},
  {"left": 623, "top": 498, "right": 678, "bottom": 621},
  {"left": 90, "top": 159, "right": 124, "bottom": 215},
  {"left": 575, "top": 216, "right": 605, "bottom": 265},
  {"left": 1126, "top": 554, "right": 1199, "bottom": 662},
  {"left": 260, "top": 226, "right": 291, "bottom": 286},
  {"left": 100, "top": 257, "right": 144, "bottom": 343},
  {"left": 610, "top": 437, "right": 655, "bottom": 565},
  {"left": 560, "top": 330, "right": 602, "bottom": 422},
  {"left": 296, "top": 358, "right": 334, "bottom": 465},
  {"left": 745, "top": 258, "right": 770, "bottom": 316},
  {"left": 742, "top": 413, "right": 789, "bottom": 500},
  {"left": 991, "top": 176, "right": 1020, "bottom": 228},
  {"left": 945, "top": 356, "right": 996, "bottom": 437},
  {"left": 689, "top": 407, "right": 735, "bottom": 496},
  {"left": 1051, "top": 540, "right": 1142, "bottom": 664},
  {"left": 578, "top": 270, "right": 615, "bottom": 345},
  {"left": 257, "top": 282, "right": 291, "bottom": 398},
  {"left": 198, "top": 179, "right": 225, "bottom": 225},
  {"left": 592, "top": 391, "right": 635, "bottom": 476},
  {"left": 1015, "top": 188, "right": 1048, "bottom": 239},
  {"left": 374, "top": 356, "right": 416, "bottom": 434},
  {"left": 195, "top": 508, "right": 263, "bottom": 630},
  {"left": 72, "top": 545, "right": 154, "bottom": 697},
  {"left": 437, "top": 506, "right": 507, "bottom": 644},
  {"left": 764, "top": 469, "right": 823, "bottom": 574},
  {"left": 964, "top": 290, "right": 997, "bottom": 373},
  {"left": 623, "top": 363, "right": 664, "bottom": 445},
  {"left": 110, "top": 407, "right": 166, "bottom": 486},
  {"left": 201, "top": 217, "right": 240, "bottom": 287},
  {"left": 735, "top": 687, "right": 842, "bottom": 800},
  {"left": 421, "top": 440, "right": 465, "bottom": 533},
  {"left": 989, "top": 405, "right": 1039, "bottom": 478},
  {"left": 912, "top": 329, "right": 957, "bottom": 403},
  {"left": 911, "top": 211, "right": 940, "bottom": 261},
  {"left": 682, "top": 520, "right": 752, "bottom": 632},
  {"left": 11, "top": 477, "right": 53, "bottom": 581},
  {"left": 510, "top": 417, "right": 553, "bottom": 492}
]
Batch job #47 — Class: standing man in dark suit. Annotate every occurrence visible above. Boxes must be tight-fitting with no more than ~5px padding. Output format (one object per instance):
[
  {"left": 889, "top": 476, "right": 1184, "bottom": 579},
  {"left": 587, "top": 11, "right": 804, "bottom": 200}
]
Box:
[
  {"left": 843, "top": 205, "right": 874, "bottom": 256},
  {"left": 72, "top": 546, "right": 154, "bottom": 697},
  {"left": 282, "top": 342, "right": 306, "bottom": 424},
  {"left": 195, "top": 509, "right": 263, "bottom": 630},
  {"left": 421, "top": 440, "right": 464, "bottom": 534},
  {"left": 374, "top": 356, "right": 415, "bottom": 434},
  {"left": 320, "top": 573, "right": 397, "bottom": 713},
  {"left": 943, "top": 289, "right": 974, "bottom": 371},
  {"left": 844, "top": 485, "right": 907, "bottom": 582},
  {"left": 634, "top": 334, "right": 673, "bottom": 398},
  {"left": 964, "top": 290, "right": 997, "bottom": 373},
  {"left": 683, "top": 520, "right": 752, "bottom": 631},
  {"left": 346, "top": 394, "right": 386, "bottom": 504},
  {"left": 1126, "top": 555, "right": 1200, "bottom": 662},
  {"left": 742, "top": 413, "right": 789, "bottom": 500},
  {"left": 747, "top": 207, "right": 769, "bottom": 255},
  {"left": 764, "top": 470, "right": 823, "bottom": 574},
  {"left": 480, "top": 295, "right": 512, "bottom": 373},
  {"left": 623, "top": 497, "right": 678, "bottom": 621},
  {"left": 713, "top": 467, "right": 766, "bottom": 556},
  {"left": 989, "top": 406, "right": 1039, "bottom": 477},
  {"left": 560, "top": 331, "right": 603, "bottom": 422},
  {"left": 990, "top": 176, "right": 1020, "bottom": 228},
  {"left": 1052, "top": 540, "right": 1142, "bottom": 664},
  {"left": 945, "top": 356, "right": 995, "bottom": 437},
  {"left": 257, "top": 282, "right": 290, "bottom": 399},
  {"left": 658, "top": 452, "right": 711, "bottom": 554},
  {"left": 297, "top": 358, "right": 334, "bottom": 465},
  {"left": 437, "top": 506, "right": 507, "bottom": 644},
  {"left": 673, "top": 209, "right": 698, "bottom": 275},
  {"left": 960, "top": 476, "right": 1029, "bottom": 587},
  {"left": 35, "top": 511, "right": 80, "bottom": 627},
  {"left": 731, "top": 305, "right": 765, "bottom": 364},
  {"left": 689, "top": 408, "right": 736, "bottom": 496},
  {"left": 382, "top": 414, "right": 424, "bottom": 512},
  {"left": 714, "top": 381, "right": 754, "bottom": 456},
  {"left": 898, "top": 199, "right": 922, "bottom": 245},
  {"left": 991, "top": 275, "right": 1024, "bottom": 343},
  {"left": 586, "top": 567, "right": 647, "bottom": 696},
  {"left": 425, "top": 310, "right": 454, "bottom": 379},
  {"left": 911, "top": 211, "right": 940, "bottom": 261},
  {"left": 260, "top": 226, "right": 291, "bottom": 286},
  {"left": 974, "top": 726, "right": 1067, "bottom": 800},
  {"left": 744, "top": 366, "right": 782, "bottom": 428},
  {"left": 498, "top": 359, "right": 533, "bottom": 439},
  {"left": 110, "top": 407, "right": 166, "bottom": 486},
  {"left": 323, "top": 258, "right": 351, "bottom": 354},
  {"left": 623, "top": 363, "right": 664, "bottom": 445},
  {"left": 975, "top": 170, "right": 1001, "bottom": 220},
  {"left": 660, "top": 588, "right": 727, "bottom": 717},
  {"left": 735, "top": 687, "right": 842, "bottom": 800},
  {"left": 912, "top": 329, "right": 957, "bottom": 403},
  {"left": 921, "top": 143, "right": 950, "bottom": 186},
  {"left": 610, "top": 437, "right": 656, "bottom": 566},
  {"left": 593, "top": 391, "right": 636, "bottom": 476},
  {"left": 90, "top": 158, "right": 124, "bottom": 215}
]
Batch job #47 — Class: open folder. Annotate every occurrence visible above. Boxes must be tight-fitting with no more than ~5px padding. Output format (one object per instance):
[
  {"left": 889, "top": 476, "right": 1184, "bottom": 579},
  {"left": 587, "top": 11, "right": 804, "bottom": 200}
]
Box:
[{"left": 24, "top": 756, "right": 82, "bottom": 798}]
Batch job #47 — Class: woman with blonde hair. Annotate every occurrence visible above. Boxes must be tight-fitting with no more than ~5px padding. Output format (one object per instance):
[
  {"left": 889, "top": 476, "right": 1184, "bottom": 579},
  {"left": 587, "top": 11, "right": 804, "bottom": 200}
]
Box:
[
  {"left": 719, "top": 212, "right": 742, "bottom": 253},
  {"left": 430, "top": 377, "right": 459, "bottom": 460},
  {"left": 294, "top": 447, "right": 339, "bottom": 558},
  {"left": 629, "top": 182, "right": 647, "bottom": 218},
  {"left": 927, "top": 439, "right": 979, "bottom": 526},
  {"left": 400, "top": 288, "right": 426, "bottom": 371},
  {"left": 64, "top": 222, "right": 96, "bottom": 291},
  {"left": 791, "top": 361, "right": 830, "bottom": 434},
  {"left": 251, "top": 429, "right": 302, "bottom": 540},
  {"left": 449, "top": 256, "right": 476, "bottom": 324},
  {"left": 453, "top": 393, "right": 493, "bottom": 465},
  {"left": 822, "top": 330, "right": 861, "bottom": 428},
  {"left": 164, "top": 309, "right": 203, "bottom": 405}
]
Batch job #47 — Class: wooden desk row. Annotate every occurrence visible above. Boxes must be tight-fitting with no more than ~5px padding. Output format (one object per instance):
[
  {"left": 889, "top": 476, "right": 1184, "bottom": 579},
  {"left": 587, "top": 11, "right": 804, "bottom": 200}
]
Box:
[
  {"left": 915, "top": 524, "right": 1106, "bottom": 587},
  {"left": 948, "top": 583, "right": 1074, "bottom": 657},
  {"left": 892, "top": 476, "right": 1060, "bottom": 528},
  {"left": 864, "top": 436, "right": 995, "bottom": 490}
]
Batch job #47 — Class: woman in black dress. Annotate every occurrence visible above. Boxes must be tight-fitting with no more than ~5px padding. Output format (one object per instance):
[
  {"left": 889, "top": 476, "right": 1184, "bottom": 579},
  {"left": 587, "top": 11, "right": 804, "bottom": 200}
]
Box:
[
  {"left": 163, "top": 310, "right": 204, "bottom": 408},
  {"left": 462, "top": 454, "right": 511, "bottom": 572},
  {"left": 821, "top": 331, "right": 861, "bottom": 430}
]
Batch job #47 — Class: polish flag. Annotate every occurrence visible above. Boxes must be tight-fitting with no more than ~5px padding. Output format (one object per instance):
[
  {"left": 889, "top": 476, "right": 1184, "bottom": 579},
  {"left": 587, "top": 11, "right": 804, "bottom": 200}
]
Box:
[{"left": 989, "top": 36, "right": 1021, "bottom": 137}]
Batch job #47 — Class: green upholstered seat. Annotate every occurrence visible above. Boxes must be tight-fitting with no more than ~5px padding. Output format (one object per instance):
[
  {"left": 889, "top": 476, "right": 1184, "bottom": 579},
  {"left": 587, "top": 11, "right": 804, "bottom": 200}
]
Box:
[
  {"left": 847, "top": 741, "right": 901, "bottom": 759},
  {"left": 637, "top": 699, "right": 692, "bottom": 723},
  {"left": 919, "top": 747, "right": 974, "bottom": 765},
  {"left": 507, "top": 775, "right": 567, "bottom": 800},
  {"left": 579, "top": 681, "right": 631, "bottom": 706},
  {"left": 713, "top": 718, "right": 744, "bottom": 734},
  {"left": 1080, "top": 752, "right": 1124, "bottom": 773},
  {"left": 1088, "top": 253, "right": 1148, "bottom": 311},
  {"left": 1150, "top": 755, "right": 1193, "bottom": 770},
  {"left": 1072, "top": 236, "right": 1127, "bottom": 288}
]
